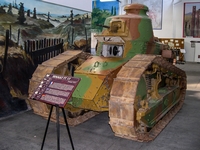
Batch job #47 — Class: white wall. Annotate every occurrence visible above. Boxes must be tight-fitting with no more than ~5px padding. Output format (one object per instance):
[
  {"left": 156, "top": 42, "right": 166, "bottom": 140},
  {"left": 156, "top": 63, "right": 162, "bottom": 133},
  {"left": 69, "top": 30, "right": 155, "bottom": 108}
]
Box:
[
  {"left": 44, "top": 0, "right": 200, "bottom": 62},
  {"left": 153, "top": 0, "right": 174, "bottom": 38}
]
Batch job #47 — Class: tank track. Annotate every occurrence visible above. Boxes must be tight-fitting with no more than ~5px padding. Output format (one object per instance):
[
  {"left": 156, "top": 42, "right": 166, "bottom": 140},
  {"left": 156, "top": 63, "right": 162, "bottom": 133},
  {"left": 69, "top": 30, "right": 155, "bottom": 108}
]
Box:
[
  {"left": 109, "top": 54, "right": 186, "bottom": 142},
  {"left": 28, "top": 50, "right": 98, "bottom": 126}
]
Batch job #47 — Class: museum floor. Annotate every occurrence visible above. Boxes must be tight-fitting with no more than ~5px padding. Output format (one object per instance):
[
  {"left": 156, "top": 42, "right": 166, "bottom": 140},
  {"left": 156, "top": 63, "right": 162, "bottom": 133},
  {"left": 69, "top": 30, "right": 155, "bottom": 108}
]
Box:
[{"left": 0, "top": 62, "right": 200, "bottom": 150}]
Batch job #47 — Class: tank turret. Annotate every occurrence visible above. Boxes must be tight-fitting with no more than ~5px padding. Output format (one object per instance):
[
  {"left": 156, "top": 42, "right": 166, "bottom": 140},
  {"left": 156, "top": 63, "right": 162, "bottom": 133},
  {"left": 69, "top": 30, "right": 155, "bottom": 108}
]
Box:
[{"left": 95, "top": 3, "right": 160, "bottom": 59}]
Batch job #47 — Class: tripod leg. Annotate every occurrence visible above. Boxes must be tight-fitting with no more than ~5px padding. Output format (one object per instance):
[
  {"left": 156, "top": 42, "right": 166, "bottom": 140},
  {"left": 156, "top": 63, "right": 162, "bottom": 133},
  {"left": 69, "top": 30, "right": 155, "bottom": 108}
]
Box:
[
  {"left": 56, "top": 105, "right": 60, "bottom": 150},
  {"left": 62, "top": 108, "right": 75, "bottom": 150},
  {"left": 41, "top": 105, "right": 53, "bottom": 150}
]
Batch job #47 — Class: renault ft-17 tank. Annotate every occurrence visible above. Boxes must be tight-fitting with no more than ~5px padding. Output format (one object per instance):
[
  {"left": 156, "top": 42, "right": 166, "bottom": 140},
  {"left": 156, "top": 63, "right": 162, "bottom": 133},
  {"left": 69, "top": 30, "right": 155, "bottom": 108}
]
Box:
[{"left": 28, "top": 3, "right": 187, "bottom": 142}]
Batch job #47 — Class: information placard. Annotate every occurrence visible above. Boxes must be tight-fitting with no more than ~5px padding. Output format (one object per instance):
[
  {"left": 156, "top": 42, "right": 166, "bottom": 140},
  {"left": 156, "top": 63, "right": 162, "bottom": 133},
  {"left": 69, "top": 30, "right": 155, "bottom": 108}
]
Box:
[{"left": 30, "top": 74, "right": 80, "bottom": 108}]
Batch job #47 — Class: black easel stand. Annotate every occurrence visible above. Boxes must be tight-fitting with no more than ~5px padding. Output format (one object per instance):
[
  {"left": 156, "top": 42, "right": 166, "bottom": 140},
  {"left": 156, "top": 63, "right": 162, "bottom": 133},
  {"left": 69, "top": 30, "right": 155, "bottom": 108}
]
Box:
[{"left": 41, "top": 105, "right": 75, "bottom": 150}]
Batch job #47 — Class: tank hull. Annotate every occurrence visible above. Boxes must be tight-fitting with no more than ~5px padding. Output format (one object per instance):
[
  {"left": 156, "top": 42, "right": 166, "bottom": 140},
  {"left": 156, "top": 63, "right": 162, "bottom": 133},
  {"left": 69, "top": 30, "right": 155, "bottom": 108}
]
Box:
[{"left": 27, "top": 3, "right": 187, "bottom": 141}]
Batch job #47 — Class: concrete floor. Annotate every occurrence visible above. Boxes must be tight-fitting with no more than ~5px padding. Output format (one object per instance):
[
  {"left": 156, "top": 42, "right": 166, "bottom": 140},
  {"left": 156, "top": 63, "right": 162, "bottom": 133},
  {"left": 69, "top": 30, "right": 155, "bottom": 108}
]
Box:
[{"left": 0, "top": 62, "right": 200, "bottom": 150}]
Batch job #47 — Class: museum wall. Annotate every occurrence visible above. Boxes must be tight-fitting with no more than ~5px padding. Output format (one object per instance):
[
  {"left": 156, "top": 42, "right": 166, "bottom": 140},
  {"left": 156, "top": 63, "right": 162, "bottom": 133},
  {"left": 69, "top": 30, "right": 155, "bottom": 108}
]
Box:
[
  {"left": 173, "top": 0, "right": 200, "bottom": 62},
  {"left": 154, "top": 0, "right": 200, "bottom": 62},
  {"left": 153, "top": 0, "right": 174, "bottom": 38},
  {"left": 46, "top": 0, "right": 200, "bottom": 62}
]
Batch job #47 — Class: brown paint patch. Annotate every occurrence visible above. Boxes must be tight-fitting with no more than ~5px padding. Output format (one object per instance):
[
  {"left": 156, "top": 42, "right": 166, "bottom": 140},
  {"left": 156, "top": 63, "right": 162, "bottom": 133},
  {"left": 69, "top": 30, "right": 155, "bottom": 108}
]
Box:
[{"left": 129, "top": 18, "right": 141, "bottom": 40}]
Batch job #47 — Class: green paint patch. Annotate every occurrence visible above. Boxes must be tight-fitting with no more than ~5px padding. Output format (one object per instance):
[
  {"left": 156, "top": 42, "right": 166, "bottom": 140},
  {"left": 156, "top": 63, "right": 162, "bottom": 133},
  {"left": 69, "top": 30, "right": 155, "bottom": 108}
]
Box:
[
  {"left": 143, "top": 101, "right": 162, "bottom": 127},
  {"left": 126, "top": 41, "right": 147, "bottom": 57},
  {"left": 96, "top": 42, "right": 103, "bottom": 56},
  {"left": 143, "top": 89, "right": 180, "bottom": 127},
  {"left": 69, "top": 74, "right": 92, "bottom": 107},
  {"left": 136, "top": 76, "right": 147, "bottom": 100},
  {"left": 163, "top": 97, "right": 168, "bottom": 106},
  {"left": 68, "top": 97, "right": 82, "bottom": 107},
  {"left": 158, "top": 89, "right": 167, "bottom": 94},
  {"left": 138, "top": 18, "right": 153, "bottom": 41}
]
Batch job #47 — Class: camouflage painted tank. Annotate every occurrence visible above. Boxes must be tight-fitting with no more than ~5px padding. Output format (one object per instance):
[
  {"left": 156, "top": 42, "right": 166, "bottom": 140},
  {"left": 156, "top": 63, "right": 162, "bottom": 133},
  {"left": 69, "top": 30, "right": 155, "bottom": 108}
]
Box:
[{"left": 28, "top": 3, "right": 187, "bottom": 141}]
